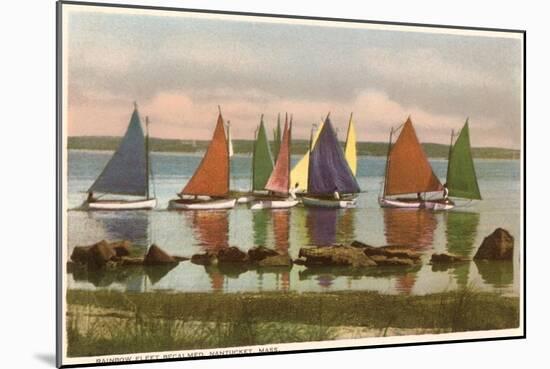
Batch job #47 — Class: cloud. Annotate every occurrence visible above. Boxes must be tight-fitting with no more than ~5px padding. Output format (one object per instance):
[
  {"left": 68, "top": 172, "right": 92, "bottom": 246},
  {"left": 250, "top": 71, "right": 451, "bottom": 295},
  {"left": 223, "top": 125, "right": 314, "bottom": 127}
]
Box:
[
  {"left": 68, "top": 87, "right": 513, "bottom": 148},
  {"left": 65, "top": 9, "right": 522, "bottom": 149}
]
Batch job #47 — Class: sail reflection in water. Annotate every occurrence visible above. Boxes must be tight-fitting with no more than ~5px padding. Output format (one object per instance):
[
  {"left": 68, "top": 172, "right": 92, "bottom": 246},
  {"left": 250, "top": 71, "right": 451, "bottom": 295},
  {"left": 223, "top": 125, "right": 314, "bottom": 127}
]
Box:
[
  {"left": 444, "top": 211, "right": 480, "bottom": 287},
  {"left": 301, "top": 208, "right": 357, "bottom": 289},
  {"left": 252, "top": 210, "right": 292, "bottom": 291},
  {"left": 89, "top": 211, "right": 151, "bottom": 248},
  {"left": 253, "top": 210, "right": 271, "bottom": 247},
  {"left": 67, "top": 211, "right": 154, "bottom": 291},
  {"left": 383, "top": 208, "right": 438, "bottom": 293},
  {"left": 184, "top": 210, "right": 230, "bottom": 291},
  {"left": 302, "top": 208, "right": 357, "bottom": 246},
  {"left": 383, "top": 208, "right": 438, "bottom": 249},
  {"left": 306, "top": 208, "right": 338, "bottom": 245},
  {"left": 272, "top": 210, "right": 291, "bottom": 290},
  {"left": 185, "top": 210, "right": 230, "bottom": 251}
]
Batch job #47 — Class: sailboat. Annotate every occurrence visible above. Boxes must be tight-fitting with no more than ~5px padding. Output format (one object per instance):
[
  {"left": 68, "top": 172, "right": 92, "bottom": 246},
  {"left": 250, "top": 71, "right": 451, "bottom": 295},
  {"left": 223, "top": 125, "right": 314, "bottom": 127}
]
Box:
[
  {"left": 427, "top": 119, "right": 482, "bottom": 210},
  {"left": 379, "top": 117, "right": 443, "bottom": 209},
  {"left": 249, "top": 114, "right": 299, "bottom": 209},
  {"left": 84, "top": 103, "right": 157, "bottom": 210},
  {"left": 302, "top": 114, "right": 361, "bottom": 208},
  {"left": 234, "top": 114, "right": 274, "bottom": 204},
  {"left": 168, "top": 108, "right": 236, "bottom": 210},
  {"left": 290, "top": 119, "right": 324, "bottom": 193}
]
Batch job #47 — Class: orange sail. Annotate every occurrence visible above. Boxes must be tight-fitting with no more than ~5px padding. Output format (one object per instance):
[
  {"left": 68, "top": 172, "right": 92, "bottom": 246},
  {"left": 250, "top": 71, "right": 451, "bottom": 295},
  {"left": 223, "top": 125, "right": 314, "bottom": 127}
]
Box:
[
  {"left": 265, "top": 115, "right": 291, "bottom": 194},
  {"left": 181, "top": 113, "right": 229, "bottom": 197},
  {"left": 384, "top": 117, "right": 442, "bottom": 196}
]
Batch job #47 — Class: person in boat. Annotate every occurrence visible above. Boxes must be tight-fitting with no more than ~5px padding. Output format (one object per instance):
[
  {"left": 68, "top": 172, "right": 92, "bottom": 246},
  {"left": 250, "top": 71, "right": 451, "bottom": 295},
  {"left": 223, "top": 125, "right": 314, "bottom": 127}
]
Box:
[
  {"left": 86, "top": 192, "right": 95, "bottom": 203},
  {"left": 442, "top": 183, "right": 451, "bottom": 203},
  {"left": 333, "top": 188, "right": 341, "bottom": 200},
  {"left": 417, "top": 192, "right": 423, "bottom": 201},
  {"left": 289, "top": 183, "right": 299, "bottom": 200}
]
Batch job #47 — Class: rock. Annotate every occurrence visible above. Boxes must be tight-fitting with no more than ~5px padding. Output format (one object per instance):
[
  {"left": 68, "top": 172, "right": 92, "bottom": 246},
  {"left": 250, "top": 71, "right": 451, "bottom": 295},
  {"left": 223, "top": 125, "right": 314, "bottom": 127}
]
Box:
[
  {"left": 430, "top": 252, "right": 469, "bottom": 264},
  {"left": 248, "top": 246, "right": 279, "bottom": 262},
  {"left": 191, "top": 251, "right": 217, "bottom": 266},
  {"left": 217, "top": 246, "right": 248, "bottom": 264},
  {"left": 369, "top": 254, "right": 415, "bottom": 266},
  {"left": 474, "top": 228, "right": 514, "bottom": 260},
  {"left": 351, "top": 240, "right": 422, "bottom": 261},
  {"left": 383, "top": 257, "right": 415, "bottom": 266},
  {"left": 368, "top": 254, "right": 387, "bottom": 263},
  {"left": 173, "top": 255, "right": 190, "bottom": 262},
  {"left": 87, "top": 240, "right": 117, "bottom": 269},
  {"left": 258, "top": 254, "right": 293, "bottom": 267},
  {"left": 143, "top": 244, "right": 177, "bottom": 265},
  {"left": 120, "top": 256, "right": 144, "bottom": 266},
  {"left": 71, "top": 245, "right": 92, "bottom": 264},
  {"left": 366, "top": 245, "right": 422, "bottom": 260},
  {"left": 71, "top": 239, "right": 132, "bottom": 266},
  {"left": 299, "top": 245, "right": 377, "bottom": 267},
  {"left": 66, "top": 260, "right": 82, "bottom": 273},
  {"left": 109, "top": 240, "right": 131, "bottom": 257},
  {"left": 350, "top": 240, "right": 377, "bottom": 249}
]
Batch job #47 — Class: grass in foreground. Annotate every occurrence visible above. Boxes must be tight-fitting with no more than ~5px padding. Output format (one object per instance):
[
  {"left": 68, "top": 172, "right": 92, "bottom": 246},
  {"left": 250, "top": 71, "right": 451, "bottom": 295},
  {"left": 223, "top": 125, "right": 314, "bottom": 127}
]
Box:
[{"left": 66, "top": 287, "right": 519, "bottom": 357}]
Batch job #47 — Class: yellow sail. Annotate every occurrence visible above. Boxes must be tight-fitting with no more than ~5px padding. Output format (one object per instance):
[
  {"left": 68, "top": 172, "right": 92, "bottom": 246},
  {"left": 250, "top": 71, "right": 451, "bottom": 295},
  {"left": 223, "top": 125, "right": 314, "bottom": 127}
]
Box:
[
  {"left": 290, "top": 120, "right": 324, "bottom": 191},
  {"left": 344, "top": 114, "right": 357, "bottom": 176}
]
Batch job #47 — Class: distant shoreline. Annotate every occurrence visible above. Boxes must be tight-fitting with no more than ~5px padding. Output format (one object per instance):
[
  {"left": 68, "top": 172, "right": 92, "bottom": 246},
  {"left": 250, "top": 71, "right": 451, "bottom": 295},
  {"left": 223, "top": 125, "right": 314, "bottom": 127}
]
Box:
[{"left": 68, "top": 136, "right": 521, "bottom": 160}]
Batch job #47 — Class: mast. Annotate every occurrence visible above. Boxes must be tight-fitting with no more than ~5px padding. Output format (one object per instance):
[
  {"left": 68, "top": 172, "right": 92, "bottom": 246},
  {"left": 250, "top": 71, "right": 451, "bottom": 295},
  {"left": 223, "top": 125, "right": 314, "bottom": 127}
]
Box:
[
  {"left": 309, "top": 123, "right": 316, "bottom": 151},
  {"left": 445, "top": 129, "right": 455, "bottom": 185},
  {"left": 220, "top": 106, "right": 229, "bottom": 194},
  {"left": 382, "top": 127, "right": 393, "bottom": 199},
  {"left": 145, "top": 115, "right": 150, "bottom": 199},
  {"left": 346, "top": 112, "right": 353, "bottom": 144},
  {"left": 251, "top": 117, "right": 260, "bottom": 191},
  {"left": 288, "top": 114, "right": 293, "bottom": 190}
]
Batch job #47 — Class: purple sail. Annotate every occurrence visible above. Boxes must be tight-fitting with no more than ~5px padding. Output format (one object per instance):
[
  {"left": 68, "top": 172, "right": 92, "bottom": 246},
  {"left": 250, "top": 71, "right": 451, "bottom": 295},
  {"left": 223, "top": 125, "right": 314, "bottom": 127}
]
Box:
[{"left": 307, "top": 117, "right": 360, "bottom": 195}]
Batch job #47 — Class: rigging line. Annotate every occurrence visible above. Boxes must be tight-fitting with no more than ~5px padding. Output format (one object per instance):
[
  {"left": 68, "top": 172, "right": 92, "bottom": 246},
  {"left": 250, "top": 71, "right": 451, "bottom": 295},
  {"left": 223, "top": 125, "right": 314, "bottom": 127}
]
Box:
[{"left": 149, "top": 153, "right": 157, "bottom": 199}]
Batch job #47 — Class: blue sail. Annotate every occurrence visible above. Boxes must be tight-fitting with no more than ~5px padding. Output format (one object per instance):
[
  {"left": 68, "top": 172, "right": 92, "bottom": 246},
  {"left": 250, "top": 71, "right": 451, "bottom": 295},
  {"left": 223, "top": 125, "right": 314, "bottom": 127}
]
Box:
[
  {"left": 307, "top": 117, "right": 360, "bottom": 194},
  {"left": 88, "top": 108, "right": 148, "bottom": 196}
]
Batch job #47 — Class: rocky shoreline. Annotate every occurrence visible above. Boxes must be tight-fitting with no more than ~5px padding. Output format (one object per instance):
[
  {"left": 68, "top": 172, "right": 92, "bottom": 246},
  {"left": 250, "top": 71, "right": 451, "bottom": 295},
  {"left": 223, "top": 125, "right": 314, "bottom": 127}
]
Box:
[{"left": 68, "top": 228, "right": 514, "bottom": 275}]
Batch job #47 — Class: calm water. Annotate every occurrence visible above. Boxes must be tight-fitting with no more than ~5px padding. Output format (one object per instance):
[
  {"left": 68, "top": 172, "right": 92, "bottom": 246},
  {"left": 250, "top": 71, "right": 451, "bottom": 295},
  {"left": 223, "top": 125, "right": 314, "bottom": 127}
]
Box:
[{"left": 66, "top": 150, "right": 521, "bottom": 295}]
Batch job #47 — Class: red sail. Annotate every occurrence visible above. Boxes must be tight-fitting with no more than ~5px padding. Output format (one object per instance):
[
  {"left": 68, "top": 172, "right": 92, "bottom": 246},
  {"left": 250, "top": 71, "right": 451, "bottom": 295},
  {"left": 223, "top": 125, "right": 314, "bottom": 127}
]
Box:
[
  {"left": 265, "top": 116, "right": 291, "bottom": 194},
  {"left": 182, "top": 113, "right": 229, "bottom": 196},
  {"left": 384, "top": 117, "right": 443, "bottom": 196}
]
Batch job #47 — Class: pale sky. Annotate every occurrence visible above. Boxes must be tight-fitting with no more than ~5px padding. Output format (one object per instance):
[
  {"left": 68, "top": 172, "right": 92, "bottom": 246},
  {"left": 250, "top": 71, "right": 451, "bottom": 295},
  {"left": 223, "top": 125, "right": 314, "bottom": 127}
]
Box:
[{"left": 65, "top": 5, "right": 523, "bottom": 148}]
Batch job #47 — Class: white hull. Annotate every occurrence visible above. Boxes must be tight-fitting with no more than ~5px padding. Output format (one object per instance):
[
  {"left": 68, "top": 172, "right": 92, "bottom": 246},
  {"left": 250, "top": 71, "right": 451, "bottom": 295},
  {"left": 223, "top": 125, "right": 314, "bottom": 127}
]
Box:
[
  {"left": 86, "top": 198, "right": 157, "bottom": 210},
  {"left": 302, "top": 196, "right": 356, "bottom": 209},
  {"left": 168, "top": 198, "right": 236, "bottom": 210},
  {"left": 378, "top": 197, "right": 455, "bottom": 210},
  {"left": 249, "top": 199, "right": 299, "bottom": 210},
  {"left": 237, "top": 196, "right": 255, "bottom": 204}
]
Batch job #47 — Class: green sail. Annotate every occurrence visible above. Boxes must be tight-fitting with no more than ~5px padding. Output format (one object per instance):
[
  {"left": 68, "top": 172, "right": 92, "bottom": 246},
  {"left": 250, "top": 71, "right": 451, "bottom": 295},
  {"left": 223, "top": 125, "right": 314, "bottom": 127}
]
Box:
[
  {"left": 446, "top": 121, "right": 482, "bottom": 200},
  {"left": 445, "top": 211, "right": 480, "bottom": 287},
  {"left": 253, "top": 119, "right": 274, "bottom": 191}
]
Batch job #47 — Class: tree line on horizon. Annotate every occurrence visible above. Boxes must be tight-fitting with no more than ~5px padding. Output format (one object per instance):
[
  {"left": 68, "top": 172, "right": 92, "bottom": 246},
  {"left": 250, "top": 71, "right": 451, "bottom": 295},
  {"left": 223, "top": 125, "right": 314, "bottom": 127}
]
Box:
[{"left": 67, "top": 136, "right": 520, "bottom": 159}]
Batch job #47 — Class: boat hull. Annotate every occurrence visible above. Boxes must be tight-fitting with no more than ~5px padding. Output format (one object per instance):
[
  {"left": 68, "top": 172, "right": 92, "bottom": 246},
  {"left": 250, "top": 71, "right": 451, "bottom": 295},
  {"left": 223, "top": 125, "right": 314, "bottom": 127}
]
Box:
[
  {"left": 249, "top": 199, "right": 299, "bottom": 210},
  {"left": 378, "top": 197, "right": 455, "bottom": 210},
  {"left": 168, "top": 198, "right": 237, "bottom": 210},
  {"left": 302, "top": 196, "right": 356, "bottom": 209},
  {"left": 236, "top": 195, "right": 255, "bottom": 204},
  {"left": 86, "top": 198, "right": 157, "bottom": 210}
]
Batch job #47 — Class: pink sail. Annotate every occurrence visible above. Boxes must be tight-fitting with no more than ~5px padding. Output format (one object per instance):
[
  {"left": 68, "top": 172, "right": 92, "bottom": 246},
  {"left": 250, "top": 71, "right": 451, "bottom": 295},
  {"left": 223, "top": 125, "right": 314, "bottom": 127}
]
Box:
[{"left": 265, "top": 115, "right": 291, "bottom": 194}]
